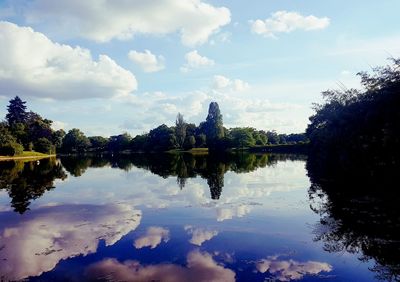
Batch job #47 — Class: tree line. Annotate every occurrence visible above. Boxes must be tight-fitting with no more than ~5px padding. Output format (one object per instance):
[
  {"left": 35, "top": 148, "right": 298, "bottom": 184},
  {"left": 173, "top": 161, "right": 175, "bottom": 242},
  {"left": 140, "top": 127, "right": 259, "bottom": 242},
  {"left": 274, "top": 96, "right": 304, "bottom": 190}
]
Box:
[{"left": 0, "top": 98, "right": 307, "bottom": 156}]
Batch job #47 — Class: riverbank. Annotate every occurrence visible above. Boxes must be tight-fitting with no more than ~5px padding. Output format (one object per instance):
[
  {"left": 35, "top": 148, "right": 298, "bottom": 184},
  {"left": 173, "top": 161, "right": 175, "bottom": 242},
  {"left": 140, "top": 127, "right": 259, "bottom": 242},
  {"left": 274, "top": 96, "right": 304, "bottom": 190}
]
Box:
[{"left": 0, "top": 151, "right": 56, "bottom": 161}]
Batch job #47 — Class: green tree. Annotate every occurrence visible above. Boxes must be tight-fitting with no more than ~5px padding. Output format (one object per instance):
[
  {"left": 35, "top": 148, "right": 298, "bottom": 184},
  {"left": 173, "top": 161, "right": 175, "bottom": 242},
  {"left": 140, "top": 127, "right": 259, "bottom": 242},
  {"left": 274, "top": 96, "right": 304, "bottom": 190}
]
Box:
[
  {"left": 0, "top": 122, "right": 24, "bottom": 156},
  {"left": 230, "top": 127, "right": 256, "bottom": 148},
  {"left": 52, "top": 129, "right": 66, "bottom": 150},
  {"left": 175, "top": 113, "right": 187, "bottom": 148},
  {"left": 108, "top": 133, "right": 131, "bottom": 152},
  {"left": 61, "top": 128, "right": 91, "bottom": 153},
  {"left": 204, "top": 102, "right": 224, "bottom": 147},
  {"left": 89, "top": 136, "right": 109, "bottom": 151},
  {"left": 34, "top": 137, "right": 55, "bottom": 154},
  {"left": 6, "top": 96, "right": 27, "bottom": 126}
]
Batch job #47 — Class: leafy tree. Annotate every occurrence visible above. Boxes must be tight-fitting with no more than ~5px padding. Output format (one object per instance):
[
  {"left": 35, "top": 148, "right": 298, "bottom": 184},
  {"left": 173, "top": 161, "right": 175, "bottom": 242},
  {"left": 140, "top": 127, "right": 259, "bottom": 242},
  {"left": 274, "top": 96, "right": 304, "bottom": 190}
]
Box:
[
  {"left": 52, "top": 129, "right": 66, "bottom": 150},
  {"left": 203, "top": 102, "right": 224, "bottom": 147},
  {"left": 0, "top": 122, "right": 24, "bottom": 156},
  {"left": 175, "top": 113, "right": 187, "bottom": 148},
  {"left": 61, "top": 128, "right": 91, "bottom": 153},
  {"left": 230, "top": 127, "right": 256, "bottom": 148},
  {"left": 6, "top": 96, "right": 27, "bottom": 126},
  {"left": 148, "top": 124, "right": 178, "bottom": 151},
  {"left": 108, "top": 133, "right": 131, "bottom": 152},
  {"left": 266, "top": 130, "right": 280, "bottom": 144},
  {"left": 89, "top": 136, "right": 109, "bottom": 151},
  {"left": 130, "top": 134, "right": 149, "bottom": 151},
  {"left": 34, "top": 137, "right": 55, "bottom": 154}
]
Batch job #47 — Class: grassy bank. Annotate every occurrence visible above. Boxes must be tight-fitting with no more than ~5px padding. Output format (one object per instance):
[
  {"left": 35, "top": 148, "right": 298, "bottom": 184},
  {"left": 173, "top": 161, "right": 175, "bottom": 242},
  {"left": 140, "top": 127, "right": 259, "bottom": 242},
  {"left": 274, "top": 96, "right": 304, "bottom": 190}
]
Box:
[{"left": 0, "top": 151, "right": 56, "bottom": 161}]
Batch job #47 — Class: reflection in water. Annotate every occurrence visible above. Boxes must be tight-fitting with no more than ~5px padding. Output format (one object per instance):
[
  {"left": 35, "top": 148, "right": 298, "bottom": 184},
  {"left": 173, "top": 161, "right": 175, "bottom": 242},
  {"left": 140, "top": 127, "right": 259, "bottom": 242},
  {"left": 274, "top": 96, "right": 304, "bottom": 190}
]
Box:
[
  {"left": 0, "top": 158, "right": 67, "bottom": 214},
  {"left": 184, "top": 225, "right": 219, "bottom": 246},
  {"left": 134, "top": 226, "right": 170, "bottom": 249},
  {"left": 0, "top": 203, "right": 141, "bottom": 281},
  {"left": 307, "top": 154, "right": 400, "bottom": 281},
  {"left": 60, "top": 153, "right": 306, "bottom": 201},
  {"left": 85, "top": 250, "right": 236, "bottom": 282},
  {"left": 255, "top": 255, "right": 333, "bottom": 281}
]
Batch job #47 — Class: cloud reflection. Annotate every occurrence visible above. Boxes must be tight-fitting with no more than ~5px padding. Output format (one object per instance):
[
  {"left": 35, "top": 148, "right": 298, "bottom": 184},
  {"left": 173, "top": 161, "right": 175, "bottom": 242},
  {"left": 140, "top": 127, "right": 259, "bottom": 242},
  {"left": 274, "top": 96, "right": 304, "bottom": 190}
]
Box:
[
  {"left": 184, "top": 225, "right": 218, "bottom": 246},
  {"left": 86, "top": 250, "right": 235, "bottom": 282},
  {"left": 255, "top": 255, "right": 333, "bottom": 281},
  {"left": 0, "top": 204, "right": 141, "bottom": 281},
  {"left": 134, "top": 226, "right": 170, "bottom": 249}
]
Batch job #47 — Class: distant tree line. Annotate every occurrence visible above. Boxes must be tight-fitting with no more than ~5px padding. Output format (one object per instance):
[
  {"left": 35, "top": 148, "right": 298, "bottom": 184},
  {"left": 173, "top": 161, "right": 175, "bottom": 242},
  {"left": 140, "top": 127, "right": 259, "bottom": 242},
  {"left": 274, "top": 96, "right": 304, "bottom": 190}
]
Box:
[{"left": 1, "top": 99, "right": 308, "bottom": 156}]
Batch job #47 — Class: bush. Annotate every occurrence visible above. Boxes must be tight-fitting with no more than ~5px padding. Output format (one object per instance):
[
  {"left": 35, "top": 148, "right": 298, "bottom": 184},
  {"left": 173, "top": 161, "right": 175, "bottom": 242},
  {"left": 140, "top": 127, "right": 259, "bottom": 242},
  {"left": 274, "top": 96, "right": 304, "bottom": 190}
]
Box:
[
  {"left": 0, "top": 142, "right": 24, "bottom": 156},
  {"left": 34, "top": 138, "right": 55, "bottom": 154}
]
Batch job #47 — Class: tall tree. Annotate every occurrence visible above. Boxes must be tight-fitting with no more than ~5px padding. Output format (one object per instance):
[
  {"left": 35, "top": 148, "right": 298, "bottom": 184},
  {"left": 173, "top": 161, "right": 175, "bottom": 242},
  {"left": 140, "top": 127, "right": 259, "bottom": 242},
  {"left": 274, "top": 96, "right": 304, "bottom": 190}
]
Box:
[
  {"left": 6, "top": 96, "right": 27, "bottom": 126},
  {"left": 175, "top": 113, "right": 187, "bottom": 148},
  {"left": 204, "top": 102, "right": 224, "bottom": 146}
]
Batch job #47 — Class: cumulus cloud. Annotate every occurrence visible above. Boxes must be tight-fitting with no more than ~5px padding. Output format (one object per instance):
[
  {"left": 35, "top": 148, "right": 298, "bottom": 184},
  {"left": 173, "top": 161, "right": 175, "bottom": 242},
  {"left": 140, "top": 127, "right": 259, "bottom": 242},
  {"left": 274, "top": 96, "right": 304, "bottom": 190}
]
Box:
[
  {"left": 86, "top": 250, "right": 235, "bottom": 282},
  {"left": 0, "top": 204, "right": 141, "bottom": 281},
  {"left": 181, "top": 50, "right": 215, "bottom": 72},
  {"left": 255, "top": 255, "right": 333, "bottom": 281},
  {"left": 213, "top": 75, "right": 250, "bottom": 92},
  {"left": 134, "top": 226, "right": 170, "bottom": 249},
  {"left": 0, "top": 21, "right": 137, "bottom": 100},
  {"left": 20, "top": 0, "right": 231, "bottom": 46},
  {"left": 216, "top": 204, "right": 251, "bottom": 222},
  {"left": 128, "top": 50, "right": 165, "bottom": 73},
  {"left": 251, "top": 11, "right": 330, "bottom": 38},
  {"left": 184, "top": 225, "right": 218, "bottom": 246}
]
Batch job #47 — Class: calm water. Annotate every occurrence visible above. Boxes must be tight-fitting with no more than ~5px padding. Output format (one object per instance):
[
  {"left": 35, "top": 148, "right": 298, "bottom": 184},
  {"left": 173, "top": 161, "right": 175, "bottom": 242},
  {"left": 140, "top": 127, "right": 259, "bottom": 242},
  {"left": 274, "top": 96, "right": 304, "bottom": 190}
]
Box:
[{"left": 0, "top": 153, "right": 396, "bottom": 281}]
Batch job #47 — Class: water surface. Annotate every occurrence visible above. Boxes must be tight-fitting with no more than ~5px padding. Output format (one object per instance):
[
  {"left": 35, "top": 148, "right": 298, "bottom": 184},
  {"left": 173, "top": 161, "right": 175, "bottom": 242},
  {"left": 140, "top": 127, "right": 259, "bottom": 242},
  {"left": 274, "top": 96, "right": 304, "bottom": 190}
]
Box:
[{"left": 0, "top": 153, "right": 395, "bottom": 281}]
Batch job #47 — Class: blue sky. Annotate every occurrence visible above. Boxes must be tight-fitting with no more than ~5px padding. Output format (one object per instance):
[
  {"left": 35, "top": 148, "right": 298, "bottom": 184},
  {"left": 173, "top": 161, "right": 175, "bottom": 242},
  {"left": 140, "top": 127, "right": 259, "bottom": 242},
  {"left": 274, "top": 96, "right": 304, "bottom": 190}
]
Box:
[{"left": 0, "top": 0, "right": 399, "bottom": 136}]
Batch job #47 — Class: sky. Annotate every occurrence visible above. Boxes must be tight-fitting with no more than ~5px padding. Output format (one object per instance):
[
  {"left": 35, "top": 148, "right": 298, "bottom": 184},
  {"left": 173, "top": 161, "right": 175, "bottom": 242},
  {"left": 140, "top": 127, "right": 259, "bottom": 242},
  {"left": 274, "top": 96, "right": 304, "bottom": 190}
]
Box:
[{"left": 0, "top": 0, "right": 399, "bottom": 136}]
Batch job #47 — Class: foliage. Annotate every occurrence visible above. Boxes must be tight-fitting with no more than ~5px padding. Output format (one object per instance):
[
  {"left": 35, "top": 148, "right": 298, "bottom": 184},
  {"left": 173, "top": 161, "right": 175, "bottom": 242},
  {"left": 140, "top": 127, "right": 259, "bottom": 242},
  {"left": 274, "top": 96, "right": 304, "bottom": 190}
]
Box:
[
  {"left": 61, "top": 128, "right": 91, "bottom": 153},
  {"left": 6, "top": 96, "right": 27, "bottom": 126},
  {"left": 89, "top": 136, "right": 109, "bottom": 151},
  {"left": 306, "top": 59, "right": 400, "bottom": 179},
  {"left": 34, "top": 137, "right": 55, "bottom": 154},
  {"left": 175, "top": 113, "right": 187, "bottom": 148},
  {"left": 108, "top": 133, "right": 131, "bottom": 152},
  {"left": 203, "top": 102, "right": 224, "bottom": 147}
]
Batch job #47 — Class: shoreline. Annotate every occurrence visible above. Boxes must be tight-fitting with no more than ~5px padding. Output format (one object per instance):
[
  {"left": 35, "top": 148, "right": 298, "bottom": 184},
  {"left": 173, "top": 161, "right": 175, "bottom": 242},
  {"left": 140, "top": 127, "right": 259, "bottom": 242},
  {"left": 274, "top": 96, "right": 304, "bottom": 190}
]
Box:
[{"left": 0, "top": 154, "right": 56, "bottom": 161}]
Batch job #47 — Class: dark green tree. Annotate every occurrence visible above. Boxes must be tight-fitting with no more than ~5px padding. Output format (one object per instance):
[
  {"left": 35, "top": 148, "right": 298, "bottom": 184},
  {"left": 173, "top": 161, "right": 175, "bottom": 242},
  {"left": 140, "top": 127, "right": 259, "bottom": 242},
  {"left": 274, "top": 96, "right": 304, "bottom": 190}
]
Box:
[
  {"left": 204, "top": 102, "right": 224, "bottom": 147},
  {"left": 6, "top": 96, "right": 27, "bottom": 126},
  {"left": 175, "top": 113, "right": 187, "bottom": 148},
  {"left": 61, "top": 128, "right": 91, "bottom": 153}
]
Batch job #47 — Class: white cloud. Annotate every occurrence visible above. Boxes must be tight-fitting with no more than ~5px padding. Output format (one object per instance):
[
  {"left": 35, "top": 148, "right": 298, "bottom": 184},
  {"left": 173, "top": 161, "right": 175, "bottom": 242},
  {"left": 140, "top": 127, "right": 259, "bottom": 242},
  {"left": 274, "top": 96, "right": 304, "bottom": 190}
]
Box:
[
  {"left": 21, "top": 0, "right": 231, "bottom": 46},
  {"left": 181, "top": 50, "right": 215, "bottom": 72},
  {"left": 86, "top": 250, "right": 235, "bottom": 282},
  {"left": 217, "top": 204, "right": 251, "bottom": 222},
  {"left": 213, "top": 75, "right": 250, "bottom": 92},
  {"left": 0, "top": 204, "right": 141, "bottom": 281},
  {"left": 251, "top": 11, "right": 330, "bottom": 38},
  {"left": 128, "top": 49, "right": 165, "bottom": 73},
  {"left": 0, "top": 21, "right": 137, "bottom": 100},
  {"left": 134, "top": 226, "right": 170, "bottom": 249},
  {"left": 255, "top": 255, "right": 333, "bottom": 281},
  {"left": 184, "top": 226, "right": 218, "bottom": 246}
]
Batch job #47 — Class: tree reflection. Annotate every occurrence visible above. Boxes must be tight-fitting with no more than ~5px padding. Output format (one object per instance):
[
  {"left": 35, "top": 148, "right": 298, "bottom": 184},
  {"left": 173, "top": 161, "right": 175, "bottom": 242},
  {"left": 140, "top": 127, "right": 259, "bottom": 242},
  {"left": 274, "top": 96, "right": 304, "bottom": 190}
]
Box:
[
  {"left": 0, "top": 158, "right": 67, "bottom": 214},
  {"left": 60, "top": 153, "right": 304, "bottom": 200},
  {"left": 307, "top": 154, "right": 400, "bottom": 281}
]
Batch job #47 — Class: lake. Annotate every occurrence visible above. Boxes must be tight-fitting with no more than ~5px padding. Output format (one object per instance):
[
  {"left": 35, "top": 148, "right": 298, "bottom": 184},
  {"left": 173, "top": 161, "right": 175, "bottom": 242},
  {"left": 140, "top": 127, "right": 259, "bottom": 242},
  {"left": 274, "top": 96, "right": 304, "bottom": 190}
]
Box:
[{"left": 0, "top": 153, "right": 397, "bottom": 281}]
